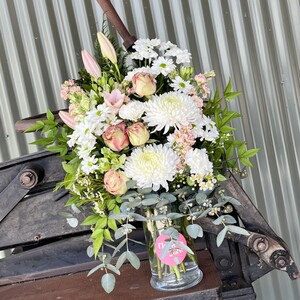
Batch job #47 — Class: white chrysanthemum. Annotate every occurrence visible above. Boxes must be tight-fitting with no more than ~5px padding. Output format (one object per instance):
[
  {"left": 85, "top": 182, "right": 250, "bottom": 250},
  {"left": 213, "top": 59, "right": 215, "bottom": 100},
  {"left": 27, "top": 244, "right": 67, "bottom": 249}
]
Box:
[
  {"left": 124, "top": 144, "right": 179, "bottom": 191},
  {"left": 185, "top": 148, "right": 213, "bottom": 177},
  {"left": 151, "top": 56, "right": 176, "bottom": 76},
  {"left": 119, "top": 101, "right": 146, "bottom": 121},
  {"left": 170, "top": 76, "right": 193, "bottom": 93},
  {"left": 143, "top": 91, "right": 202, "bottom": 134},
  {"left": 193, "top": 115, "right": 219, "bottom": 142}
]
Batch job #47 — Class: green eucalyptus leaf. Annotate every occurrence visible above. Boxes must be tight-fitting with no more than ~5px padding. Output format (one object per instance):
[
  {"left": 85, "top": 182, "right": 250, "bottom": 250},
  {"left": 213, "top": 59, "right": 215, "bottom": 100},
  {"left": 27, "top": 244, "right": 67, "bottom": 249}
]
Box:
[
  {"left": 216, "top": 227, "right": 228, "bottom": 247},
  {"left": 161, "top": 227, "right": 179, "bottom": 239},
  {"left": 122, "top": 224, "right": 136, "bottom": 230},
  {"left": 106, "top": 264, "right": 121, "bottom": 275},
  {"left": 160, "top": 193, "right": 177, "bottom": 203},
  {"left": 160, "top": 241, "right": 173, "bottom": 259},
  {"left": 126, "top": 180, "right": 137, "bottom": 189},
  {"left": 126, "top": 251, "right": 140, "bottom": 270},
  {"left": 212, "top": 216, "right": 225, "bottom": 225},
  {"left": 114, "top": 228, "right": 125, "bottom": 240},
  {"left": 222, "top": 196, "right": 241, "bottom": 206},
  {"left": 167, "top": 213, "right": 184, "bottom": 220},
  {"left": 108, "top": 213, "right": 128, "bottom": 220},
  {"left": 223, "top": 215, "right": 237, "bottom": 224},
  {"left": 112, "top": 239, "right": 126, "bottom": 257},
  {"left": 87, "top": 263, "right": 105, "bottom": 277},
  {"left": 71, "top": 204, "right": 81, "bottom": 214},
  {"left": 116, "top": 251, "right": 127, "bottom": 269},
  {"left": 196, "top": 192, "right": 207, "bottom": 205},
  {"left": 151, "top": 215, "right": 167, "bottom": 221},
  {"left": 121, "top": 192, "right": 139, "bottom": 200},
  {"left": 129, "top": 213, "right": 147, "bottom": 222},
  {"left": 141, "top": 198, "right": 159, "bottom": 206},
  {"left": 101, "top": 273, "right": 116, "bottom": 294},
  {"left": 173, "top": 241, "right": 194, "bottom": 255},
  {"left": 199, "top": 207, "right": 212, "bottom": 218},
  {"left": 66, "top": 217, "right": 78, "bottom": 228},
  {"left": 227, "top": 225, "right": 249, "bottom": 236},
  {"left": 137, "top": 187, "right": 153, "bottom": 194},
  {"left": 186, "top": 224, "right": 203, "bottom": 239},
  {"left": 87, "top": 245, "right": 94, "bottom": 258},
  {"left": 58, "top": 212, "right": 74, "bottom": 218},
  {"left": 156, "top": 198, "right": 169, "bottom": 208}
]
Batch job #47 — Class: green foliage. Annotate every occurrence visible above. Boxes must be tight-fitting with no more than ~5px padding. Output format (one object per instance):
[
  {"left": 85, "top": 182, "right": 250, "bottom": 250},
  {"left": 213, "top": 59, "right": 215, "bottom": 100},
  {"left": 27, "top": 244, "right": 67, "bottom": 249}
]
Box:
[{"left": 203, "top": 79, "right": 260, "bottom": 174}]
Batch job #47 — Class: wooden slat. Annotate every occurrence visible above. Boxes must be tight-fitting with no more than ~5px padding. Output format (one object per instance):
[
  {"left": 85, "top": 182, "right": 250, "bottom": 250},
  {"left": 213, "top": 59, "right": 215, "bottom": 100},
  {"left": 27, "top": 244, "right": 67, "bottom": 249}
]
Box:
[{"left": 0, "top": 250, "right": 221, "bottom": 300}]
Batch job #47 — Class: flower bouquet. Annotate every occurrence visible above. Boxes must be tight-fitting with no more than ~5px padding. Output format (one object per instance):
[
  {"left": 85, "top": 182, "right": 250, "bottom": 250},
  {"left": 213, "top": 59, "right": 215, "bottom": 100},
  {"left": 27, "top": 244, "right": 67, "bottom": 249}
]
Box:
[{"left": 27, "top": 30, "right": 259, "bottom": 293}]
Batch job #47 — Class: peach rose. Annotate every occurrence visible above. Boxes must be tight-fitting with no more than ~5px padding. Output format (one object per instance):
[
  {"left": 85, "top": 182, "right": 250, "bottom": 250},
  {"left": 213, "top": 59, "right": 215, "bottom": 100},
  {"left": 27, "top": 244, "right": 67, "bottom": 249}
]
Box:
[
  {"left": 132, "top": 72, "right": 156, "bottom": 97},
  {"left": 102, "top": 122, "right": 129, "bottom": 152},
  {"left": 104, "top": 169, "right": 128, "bottom": 195},
  {"left": 126, "top": 122, "right": 150, "bottom": 146}
]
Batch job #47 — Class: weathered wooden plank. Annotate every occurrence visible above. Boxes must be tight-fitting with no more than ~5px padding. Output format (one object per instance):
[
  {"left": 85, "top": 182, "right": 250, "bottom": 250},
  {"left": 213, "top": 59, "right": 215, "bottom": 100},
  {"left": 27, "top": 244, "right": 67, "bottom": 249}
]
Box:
[{"left": 0, "top": 250, "right": 220, "bottom": 300}]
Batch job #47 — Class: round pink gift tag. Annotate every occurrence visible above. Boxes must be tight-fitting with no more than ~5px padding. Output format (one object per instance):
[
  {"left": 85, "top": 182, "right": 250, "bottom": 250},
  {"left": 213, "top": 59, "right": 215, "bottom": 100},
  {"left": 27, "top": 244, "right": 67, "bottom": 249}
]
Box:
[{"left": 154, "top": 233, "right": 187, "bottom": 266}]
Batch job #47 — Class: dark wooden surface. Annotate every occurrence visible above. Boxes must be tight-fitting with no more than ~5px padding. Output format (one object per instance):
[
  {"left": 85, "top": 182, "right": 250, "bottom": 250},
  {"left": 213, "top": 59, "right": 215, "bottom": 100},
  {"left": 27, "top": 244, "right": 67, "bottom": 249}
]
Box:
[{"left": 0, "top": 250, "right": 221, "bottom": 300}]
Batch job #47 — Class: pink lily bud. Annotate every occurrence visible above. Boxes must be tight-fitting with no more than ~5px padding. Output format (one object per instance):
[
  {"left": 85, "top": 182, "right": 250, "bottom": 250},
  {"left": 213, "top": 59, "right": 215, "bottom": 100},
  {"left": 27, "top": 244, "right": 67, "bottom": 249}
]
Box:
[
  {"left": 97, "top": 32, "right": 117, "bottom": 64},
  {"left": 81, "top": 50, "right": 102, "bottom": 80},
  {"left": 58, "top": 111, "right": 76, "bottom": 129}
]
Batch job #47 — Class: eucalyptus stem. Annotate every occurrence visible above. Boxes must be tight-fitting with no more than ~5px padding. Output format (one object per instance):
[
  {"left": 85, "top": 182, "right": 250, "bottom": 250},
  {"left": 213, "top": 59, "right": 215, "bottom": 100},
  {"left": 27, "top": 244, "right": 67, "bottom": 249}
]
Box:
[
  {"left": 180, "top": 262, "right": 186, "bottom": 273},
  {"left": 172, "top": 265, "right": 181, "bottom": 280}
]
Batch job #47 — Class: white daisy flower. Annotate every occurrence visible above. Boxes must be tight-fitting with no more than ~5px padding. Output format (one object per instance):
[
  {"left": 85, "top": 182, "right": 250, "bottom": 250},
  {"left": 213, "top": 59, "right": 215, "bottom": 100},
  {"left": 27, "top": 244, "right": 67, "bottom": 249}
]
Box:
[
  {"left": 185, "top": 148, "right": 213, "bottom": 177},
  {"left": 151, "top": 57, "right": 176, "bottom": 76},
  {"left": 170, "top": 76, "right": 193, "bottom": 94},
  {"left": 124, "top": 144, "right": 179, "bottom": 191},
  {"left": 119, "top": 101, "right": 146, "bottom": 121},
  {"left": 159, "top": 41, "right": 176, "bottom": 51},
  {"left": 175, "top": 49, "right": 192, "bottom": 64},
  {"left": 81, "top": 155, "right": 99, "bottom": 175},
  {"left": 131, "top": 39, "right": 159, "bottom": 60},
  {"left": 193, "top": 115, "right": 219, "bottom": 142},
  {"left": 143, "top": 91, "right": 202, "bottom": 134}
]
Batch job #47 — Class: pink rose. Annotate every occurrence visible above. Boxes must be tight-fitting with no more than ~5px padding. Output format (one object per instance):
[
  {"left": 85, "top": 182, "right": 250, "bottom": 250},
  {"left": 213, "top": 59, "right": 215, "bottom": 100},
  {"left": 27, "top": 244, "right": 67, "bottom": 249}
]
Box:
[
  {"left": 102, "top": 122, "right": 129, "bottom": 152},
  {"left": 104, "top": 169, "right": 128, "bottom": 195},
  {"left": 126, "top": 122, "right": 150, "bottom": 146},
  {"left": 132, "top": 72, "right": 156, "bottom": 97},
  {"left": 103, "top": 89, "right": 125, "bottom": 113}
]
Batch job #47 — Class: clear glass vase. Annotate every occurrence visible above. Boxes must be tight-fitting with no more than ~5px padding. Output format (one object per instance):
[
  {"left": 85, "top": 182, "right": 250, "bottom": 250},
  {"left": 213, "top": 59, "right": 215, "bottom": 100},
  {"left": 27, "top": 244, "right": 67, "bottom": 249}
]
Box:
[{"left": 143, "top": 205, "right": 203, "bottom": 291}]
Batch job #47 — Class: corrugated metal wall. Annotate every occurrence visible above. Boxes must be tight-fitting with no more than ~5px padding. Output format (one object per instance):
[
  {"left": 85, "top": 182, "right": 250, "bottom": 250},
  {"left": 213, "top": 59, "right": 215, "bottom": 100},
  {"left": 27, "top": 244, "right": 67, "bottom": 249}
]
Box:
[{"left": 0, "top": 0, "right": 299, "bottom": 299}]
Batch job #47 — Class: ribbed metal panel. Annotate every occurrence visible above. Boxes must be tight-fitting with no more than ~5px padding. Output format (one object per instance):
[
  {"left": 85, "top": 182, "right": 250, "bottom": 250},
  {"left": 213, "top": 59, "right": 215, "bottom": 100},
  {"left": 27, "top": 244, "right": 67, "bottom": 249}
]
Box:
[{"left": 0, "top": 0, "right": 300, "bottom": 299}]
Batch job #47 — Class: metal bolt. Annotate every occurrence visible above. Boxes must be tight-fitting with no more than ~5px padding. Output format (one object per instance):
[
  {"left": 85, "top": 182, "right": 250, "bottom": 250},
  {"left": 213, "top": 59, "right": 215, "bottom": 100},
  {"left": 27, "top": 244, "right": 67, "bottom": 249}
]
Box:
[
  {"left": 33, "top": 234, "right": 41, "bottom": 241},
  {"left": 276, "top": 258, "right": 287, "bottom": 268},
  {"left": 253, "top": 237, "right": 269, "bottom": 252},
  {"left": 20, "top": 170, "right": 39, "bottom": 188}
]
